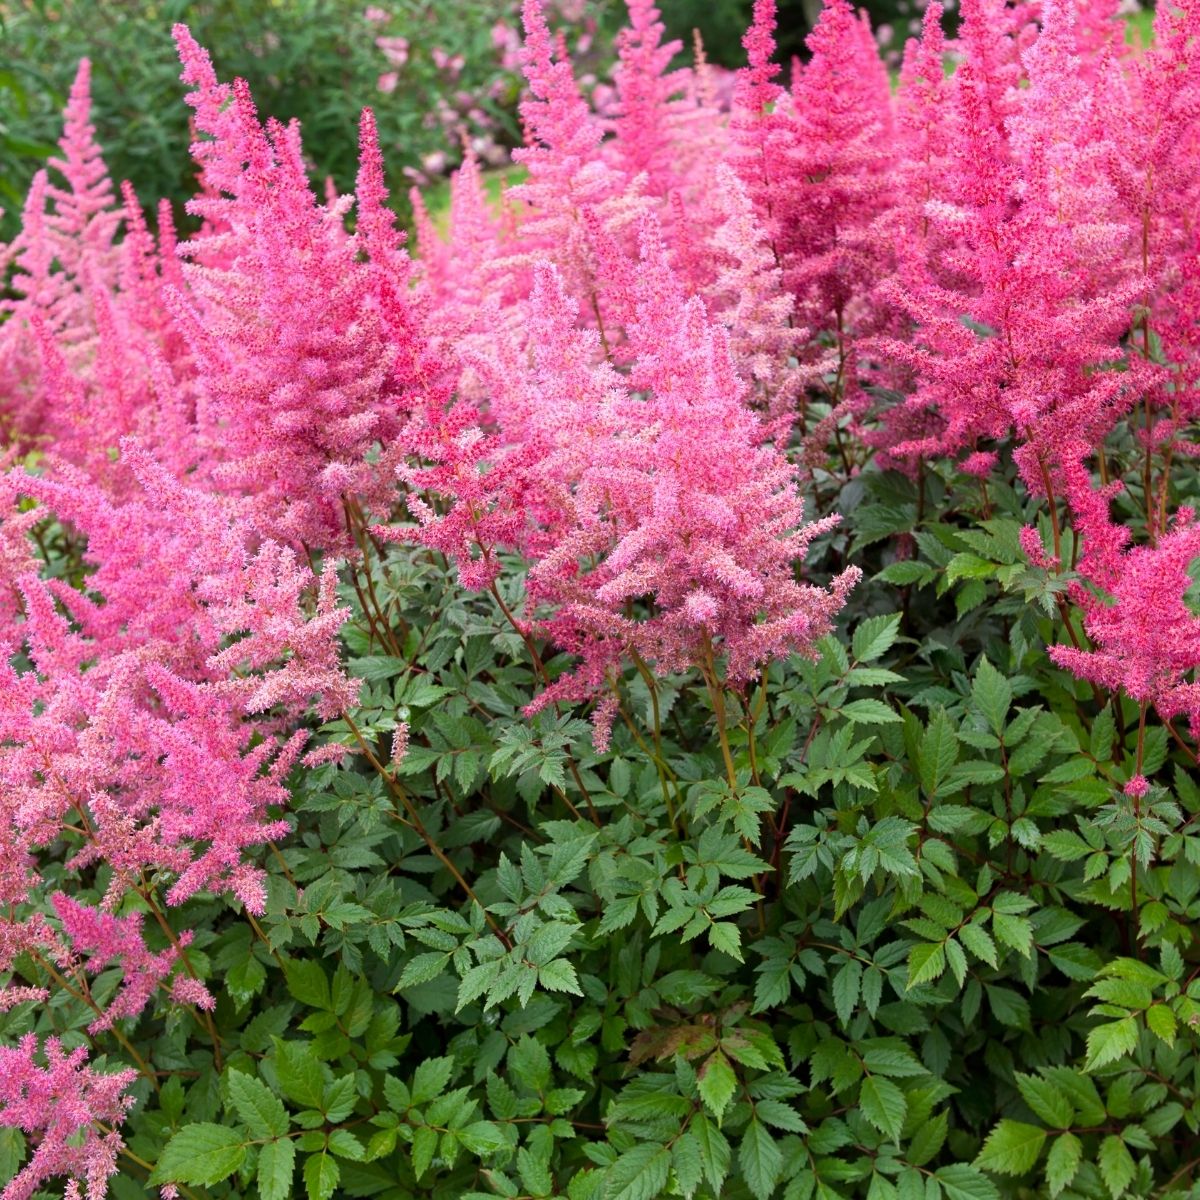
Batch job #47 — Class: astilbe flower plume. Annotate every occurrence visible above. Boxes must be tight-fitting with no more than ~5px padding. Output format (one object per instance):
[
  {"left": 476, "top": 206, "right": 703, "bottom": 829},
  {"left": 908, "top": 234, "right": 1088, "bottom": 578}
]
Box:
[
  {"left": 894, "top": 3, "right": 951, "bottom": 235},
  {"left": 386, "top": 254, "right": 620, "bottom": 596},
  {"left": 410, "top": 143, "right": 502, "bottom": 355},
  {"left": 451, "top": 0, "right": 1200, "bottom": 751},
  {"left": 1107, "top": 0, "right": 1200, "bottom": 484},
  {"left": 497, "top": 0, "right": 649, "bottom": 332},
  {"left": 42, "top": 59, "right": 121, "bottom": 285},
  {"left": 0, "top": 62, "right": 122, "bottom": 465},
  {"left": 785, "top": 0, "right": 895, "bottom": 338},
  {"left": 0, "top": 1035, "right": 135, "bottom": 1200},
  {"left": 875, "top": 0, "right": 1160, "bottom": 580},
  {"left": 536, "top": 218, "right": 858, "bottom": 699},
  {"left": 727, "top": 0, "right": 792, "bottom": 238},
  {"left": 1050, "top": 510, "right": 1200, "bottom": 739},
  {"left": 411, "top": 214, "right": 857, "bottom": 748},
  {"left": 0, "top": 444, "right": 355, "bottom": 1020},
  {"left": 49, "top": 895, "right": 213, "bottom": 1033},
  {"left": 704, "top": 162, "right": 805, "bottom": 437},
  {"left": 0, "top": 62, "right": 201, "bottom": 489},
  {"left": 609, "top": 0, "right": 687, "bottom": 198},
  {"left": 167, "top": 26, "right": 409, "bottom": 551},
  {"left": 605, "top": 0, "right": 729, "bottom": 235}
]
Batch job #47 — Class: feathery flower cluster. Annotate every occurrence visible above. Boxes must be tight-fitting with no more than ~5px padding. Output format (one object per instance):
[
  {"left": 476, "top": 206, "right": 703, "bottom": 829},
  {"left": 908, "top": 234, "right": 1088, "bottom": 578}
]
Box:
[
  {"left": 0, "top": 452, "right": 354, "bottom": 1011},
  {"left": 400, "top": 0, "right": 863, "bottom": 749},
  {"left": 1050, "top": 511, "right": 1200, "bottom": 739},
  {"left": 0, "top": 1035, "right": 135, "bottom": 1200},
  {"left": 402, "top": 203, "right": 858, "bottom": 746},
  {"left": 865, "top": 0, "right": 1200, "bottom": 706},
  {"left": 522, "top": 226, "right": 858, "bottom": 746},
  {"left": 168, "top": 28, "right": 416, "bottom": 549}
]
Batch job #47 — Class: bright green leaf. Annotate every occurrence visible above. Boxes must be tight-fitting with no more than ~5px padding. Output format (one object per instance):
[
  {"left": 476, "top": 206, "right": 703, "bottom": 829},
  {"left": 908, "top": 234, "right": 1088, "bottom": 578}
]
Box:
[
  {"left": 1014, "top": 1074, "right": 1072, "bottom": 1128},
  {"left": 738, "top": 1118, "right": 783, "bottom": 1200},
  {"left": 697, "top": 1051, "right": 738, "bottom": 1123},
  {"left": 1045, "top": 1133, "right": 1082, "bottom": 1198},
  {"left": 974, "top": 1120, "right": 1046, "bottom": 1176},
  {"left": 1085, "top": 1017, "right": 1140, "bottom": 1071},
  {"left": 604, "top": 1143, "right": 670, "bottom": 1200},
  {"left": 859, "top": 1076, "right": 906, "bottom": 1145},
  {"left": 304, "top": 1151, "right": 339, "bottom": 1200},
  {"left": 227, "top": 1070, "right": 289, "bottom": 1140},
  {"left": 150, "top": 1125, "right": 247, "bottom": 1187},
  {"left": 258, "top": 1140, "right": 296, "bottom": 1200},
  {"left": 1098, "top": 1135, "right": 1136, "bottom": 1200}
]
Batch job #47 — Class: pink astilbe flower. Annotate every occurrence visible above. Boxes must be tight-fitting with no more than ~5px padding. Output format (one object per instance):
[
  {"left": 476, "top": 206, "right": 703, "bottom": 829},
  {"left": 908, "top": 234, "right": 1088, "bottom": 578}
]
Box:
[
  {"left": 0, "top": 174, "right": 56, "bottom": 448},
  {"left": 1050, "top": 510, "right": 1200, "bottom": 739},
  {"left": 391, "top": 721, "right": 410, "bottom": 767},
  {"left": 514, "top": 0, "right": 611, "bottom": 208},
  {"left": 413, "top": 145, "right": 506, "bottom": 357},
  {"left": 1111, "top": 0, "right": 1200, "bottom": 296},
  {"left": 875, "top": 0, "right": 1160, "bottom": 582},
  {"left": 391, "top": 396, "right": 543, "bottom": 591},
  {"left": 43, "top": 60, "right": 120, "bottom": 285},
  {"left": 952, "top": 0, "right": 1027, "bottom": 129},
  {"left": 0, "top": 1035, "right": 135, "bottom": 1200},
  {"left": 170, "top": 976, "right": 218, "bottom": 1009},
  {"left": 0, "top": 441, "right": 356, "bottom": 1003},
  {"left": 168, "top": 26, "right": 408, "bottom": 550},
  {"left": 727, "top": 1, "right": 794, "bottom": 259},
  {"left": 786, "top": 0, "right": 895, "bottom": 335},
  {"left": 1019, "top": 524, "right": 1058, "bottom": 571},
  {"left": 517, "top": 226, "right": 858, "bottom": 743},
  {"left": 0, "top": 64, "right": 136, "bottom": 467},
  {"left": 1108, "top": 0, "right": 1200, "bottom": 474},
  {"left": 1, "top": 59, "right": 120, "bottom": 352},
  {"left": 0, "top": 468, "right": 40, "bottom": 624},
  {"left": 302, "top": 742, "right": 350, "bottom": 767},
  {"left": 705, "top": 162, "right": 805, "bottom": 437},
  {"left": 16, "top": 445, "right": 357, "bottom": 720},
  {"left": 960, "top": 449, "right": 998, "bottom": 477},
  {"left": 409, "top": 0, "right": 720, "bottom": 346},
  {"left": 0, "top": 69, "right": 198, "bottom": 486},
  {"left": 1075, "top": 0, "right": 1129, "bottom": 66},
  {"left": 895, "top": 3, "right": 951, "bottom": 233},
  {"left": 608, "top": 0, "right": 687, "bottom": 198},
  {"left": 0, "top": 987, "right": 50, "bottom": 1013},
  {"left": 502, "top": 0, "right": 648, "bottom": 323},
  {"left": 50, "top": 895, "right": 212, "bottom": 1032},
  {"left": 387, "top": 254, "right": 629, "bottom": 590},
  {"left": 1124, "top": 774, "right": 1150, "bottom": 799},
  {"left": 1156, "top": 231, "right": 1200, "bottom": 458},
  {"left": 605, "top": 0, "right": 731, "bottom": 253},
  {"left": 480, "top": 257, "right": 629, "bottom": 466},
  {"left": 355, "top": 110, "right": 455, "bottom": 437},
  {"left": 2, "top": 566, "right": 294, "bottom": 917},
  {"left": 722, "top": 0, "right": 895, "bottom": 439},
  {"left": 399, "top": 213, "right": 856, "bottom": 747}
]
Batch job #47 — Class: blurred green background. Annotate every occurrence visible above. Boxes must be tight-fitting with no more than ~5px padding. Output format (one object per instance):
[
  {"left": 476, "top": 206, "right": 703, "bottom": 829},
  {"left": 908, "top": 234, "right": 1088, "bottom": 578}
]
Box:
[
  {"left": 0, "top": 0, "right": 1147, "bottom": 242},
  {"left": 0, "top": 0, "right": 529, "bottom": 238}
]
